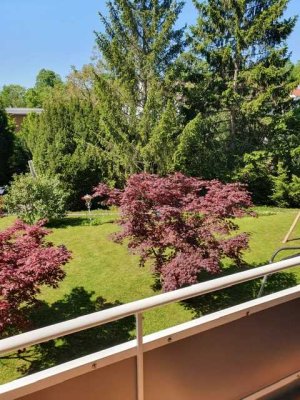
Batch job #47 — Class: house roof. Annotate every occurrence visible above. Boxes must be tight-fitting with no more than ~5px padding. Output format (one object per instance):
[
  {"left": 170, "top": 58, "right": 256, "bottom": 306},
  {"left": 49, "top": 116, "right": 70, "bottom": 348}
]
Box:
[
  {"left": 291, "top": 87, "right": 300, "bottom": 99},
  {"left": 5, "top": 107, "right": 43, "bottom": 115}
]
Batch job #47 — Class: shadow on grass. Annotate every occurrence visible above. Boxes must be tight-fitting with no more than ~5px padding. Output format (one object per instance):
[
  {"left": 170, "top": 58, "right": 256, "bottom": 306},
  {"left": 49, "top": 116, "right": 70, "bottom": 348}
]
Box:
[
  {"left": 182, "top": 262, "right": 297, "bottom": 318},
  {"left": 2, "top": 266, "right": 297, "bottom": 378},
  {"left": 9, "top": 287, "right": 135, "bottom": 376},
  {"left": 47, "top": 217, "right": 89, "bottom": 228},
  {"left": 286, "top": 237, "right": 300, "bottom": 243},
  {"left": 48, "top": 216, "right": 116, "bottom": 229}
]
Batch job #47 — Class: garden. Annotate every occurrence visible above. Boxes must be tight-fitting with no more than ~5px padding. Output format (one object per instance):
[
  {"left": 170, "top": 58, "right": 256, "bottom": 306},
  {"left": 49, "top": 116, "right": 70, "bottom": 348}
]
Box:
[
  {"left": 1, "top": 175, "right": 300, "bottom": 383},
  {"left": 1, "top": 0, "right": 300, "bottom": 387}
]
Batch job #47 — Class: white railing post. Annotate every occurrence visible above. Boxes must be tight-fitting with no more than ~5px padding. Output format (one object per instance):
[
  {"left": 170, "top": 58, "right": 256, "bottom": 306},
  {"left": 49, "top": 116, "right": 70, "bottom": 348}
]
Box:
[
  {"left": 136, "top": 313, "right": 144, "bottom": 400},
  {"left": 257, "top": 275, "right": 269, "bottom": 297}
]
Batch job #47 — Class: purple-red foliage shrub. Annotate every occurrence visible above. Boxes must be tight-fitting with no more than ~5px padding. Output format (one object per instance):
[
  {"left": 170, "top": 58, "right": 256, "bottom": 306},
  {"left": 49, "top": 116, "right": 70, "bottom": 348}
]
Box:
[
  {"left": 93, "top": 173, "right": 253, "bottom": 292},
  {"left": 92, "top": 183, "right": 123, "bottom": 207},
  {"left": 0, "top": 220, "right": 71, "bottom": 334}
]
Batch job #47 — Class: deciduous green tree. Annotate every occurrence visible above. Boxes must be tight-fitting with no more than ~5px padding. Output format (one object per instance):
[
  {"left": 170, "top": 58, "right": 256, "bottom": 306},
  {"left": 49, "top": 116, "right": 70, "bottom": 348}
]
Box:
[
  {"left": 35, "top": 69, "right": 62, "bottom": 90},
  {"left": 25, "top": 69, "right": 63, "bottom": 107},
  {"left": 0, "top": 84, "right": 27, "bottom": 107}
]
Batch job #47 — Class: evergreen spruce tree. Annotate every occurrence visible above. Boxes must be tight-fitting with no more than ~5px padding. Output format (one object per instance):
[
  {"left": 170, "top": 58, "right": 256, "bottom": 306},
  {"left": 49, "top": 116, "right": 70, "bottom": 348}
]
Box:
[
  {"left": 20, "top": 93, "right": 105, "bottom": 209},
  {"left": 177, "top": 0, "right": 297, "bottom": 177},
  {"left": 94, "top": 0, "right": 185, "bottom": 180}
]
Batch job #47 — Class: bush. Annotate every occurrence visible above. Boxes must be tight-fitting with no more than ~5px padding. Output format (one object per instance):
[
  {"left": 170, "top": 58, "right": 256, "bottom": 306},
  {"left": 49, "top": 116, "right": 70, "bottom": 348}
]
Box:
[
  {"left": 0, "top": 220, "right": 71, "bottom": 335},
  {"left": 271, "top": 163, "right": 290, "bottom": 207},
  {"left": 4, "top": 174, "right": 69, "bottom": 224},
  {"left": 289, "top": 175, "right": 300, "bottom": 206},
  {"left": 94, "top": 173, "right": 253, "bottom": 291},
  {"left": 234, "top": 151, "right": 275, "bottom": 205},
  {"left": 272, "top": 163, "right": 300, "bottom": 207},
  {"left": 20, "top": 97, "right": 105, "bottom": 210}
]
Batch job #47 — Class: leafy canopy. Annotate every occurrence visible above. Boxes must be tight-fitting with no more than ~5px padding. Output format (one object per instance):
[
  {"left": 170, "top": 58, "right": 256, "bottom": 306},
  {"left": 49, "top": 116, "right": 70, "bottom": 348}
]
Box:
[
  {"left": 0, "top": 85, "right": 27, "bottom": 108},
  {"left": 4, "top": 174, "right": 69, "bottom": 224}
]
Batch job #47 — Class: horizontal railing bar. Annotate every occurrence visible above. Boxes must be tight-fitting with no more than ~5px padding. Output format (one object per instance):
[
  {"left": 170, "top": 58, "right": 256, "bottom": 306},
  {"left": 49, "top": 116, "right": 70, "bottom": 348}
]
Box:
[{"left": 0, "top": 255, "right": 300, "bottom": 356}]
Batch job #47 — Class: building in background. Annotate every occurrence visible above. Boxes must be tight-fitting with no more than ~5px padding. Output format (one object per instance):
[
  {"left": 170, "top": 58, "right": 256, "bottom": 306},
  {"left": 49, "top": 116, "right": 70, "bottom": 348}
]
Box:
[
  {"left": 5, "top": 108, "right": 43, "bottom": 131},
  {"left": 291, "top": 86, "right": 300, "bottom": 101}
]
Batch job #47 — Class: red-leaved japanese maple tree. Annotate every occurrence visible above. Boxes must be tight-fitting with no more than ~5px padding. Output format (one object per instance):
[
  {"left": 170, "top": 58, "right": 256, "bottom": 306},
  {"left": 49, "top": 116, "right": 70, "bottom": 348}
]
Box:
[
  {"left": 93, "top": 173, "right": 253, "bottom": 291},
  {"left": 0, "top": 220, "right": 71, "bottom": 335}
]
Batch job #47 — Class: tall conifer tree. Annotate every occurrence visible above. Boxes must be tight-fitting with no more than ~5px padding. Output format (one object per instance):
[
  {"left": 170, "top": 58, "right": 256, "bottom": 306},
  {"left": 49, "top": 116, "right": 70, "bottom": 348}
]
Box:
[
  {"left": 177, "top": 0, "right": 296, "bottom": 176},
  {"left": 20, "top": 93, "right": 105, "bottom": 209},
  {"left": 95, "top": 0, "right": 185, "bottom": 179}
]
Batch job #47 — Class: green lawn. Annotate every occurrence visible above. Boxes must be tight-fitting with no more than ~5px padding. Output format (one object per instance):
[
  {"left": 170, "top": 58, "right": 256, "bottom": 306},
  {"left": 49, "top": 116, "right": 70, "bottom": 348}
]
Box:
[{"left": 0, "top": 207, "right": 300, "bottom": 384}]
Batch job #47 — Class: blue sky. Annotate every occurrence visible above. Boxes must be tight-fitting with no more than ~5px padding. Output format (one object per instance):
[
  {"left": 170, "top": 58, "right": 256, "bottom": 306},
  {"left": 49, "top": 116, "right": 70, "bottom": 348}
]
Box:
[{"left": 0, "top": 0, "right": 299, "bottom": 88}]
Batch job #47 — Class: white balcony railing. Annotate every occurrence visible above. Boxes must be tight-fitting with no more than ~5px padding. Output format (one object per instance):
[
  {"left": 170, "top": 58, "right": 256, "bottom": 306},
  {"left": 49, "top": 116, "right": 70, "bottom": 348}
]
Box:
[{"left": 1, "top": 255, "right": 300, "bottom": 400}]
